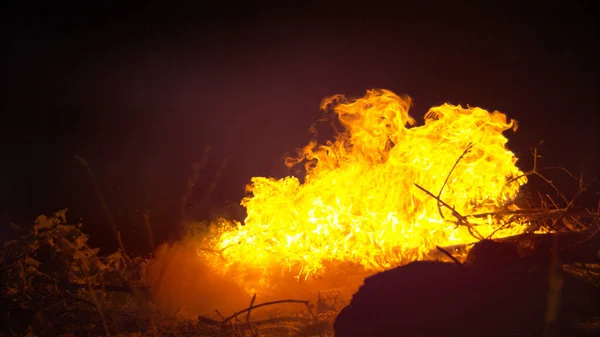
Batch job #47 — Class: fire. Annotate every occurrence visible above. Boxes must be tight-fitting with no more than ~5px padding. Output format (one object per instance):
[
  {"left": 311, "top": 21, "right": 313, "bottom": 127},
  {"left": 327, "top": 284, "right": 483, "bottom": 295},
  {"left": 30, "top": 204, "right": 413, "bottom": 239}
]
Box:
[{"left": 199, "top": 89, "right": 529, "bottom": 292}]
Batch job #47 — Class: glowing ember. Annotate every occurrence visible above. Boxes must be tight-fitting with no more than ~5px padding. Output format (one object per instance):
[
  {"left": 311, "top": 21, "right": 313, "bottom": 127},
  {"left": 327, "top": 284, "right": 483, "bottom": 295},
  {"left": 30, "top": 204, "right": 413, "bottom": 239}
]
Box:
[{"left": 199, "top": 89, "right": 529, "bottom": 292}]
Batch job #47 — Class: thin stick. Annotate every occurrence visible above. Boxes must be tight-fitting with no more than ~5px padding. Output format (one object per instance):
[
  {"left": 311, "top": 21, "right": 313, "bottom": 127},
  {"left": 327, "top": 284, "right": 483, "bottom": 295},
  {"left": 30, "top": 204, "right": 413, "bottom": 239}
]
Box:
[
  {"left": 557, "top": 227, "right": 600, "bottom": 252},
  {"left": 217, "top": 309, "right": 243, "bottom": 336},
  {"left": 486, "top": 222, "right": 513, "bottom": 240},
  {"left": 437, "top": 142, "right": 474, "bottom": 218},
  {"left": 414, "top": 183, "right": 483, "bottom": 240},
  {"left": 197, "top": 247, "right": 228, "bottom": 262},
  {"left": 506, "top": 167, "right": 579, "bottom": 187},
  {"left": 198, "top": 155, "right": 231, "bottom": 210},
  {"left": 215, "top": 310, "right": 226, "bottom": 320},
  {"left": 75, "top": 155, "right": 130, "bottom": 264},
  {"left": 222, "top": 299, "right": 311, "bottom": 323},
  {"left": 142, "top": 210, "right": 155, "bottom": 250},
  {"left": 0, "top": 259, "right": 20, "bottom": 272},
  {"left": 503, "top": 142, "right": 577, "bottom": 206},
  {"left": 435, "top": 246, "right": 463, "bottom": 266},
  {"left": 415, "top": 183, "right": 466, "bottom": 222},
  {"left": 469, "top": 208, "right": 599, "bottom": 219},
  {"left": 75, "top": 156, "right": 155, "bottom": 332},
  {"left": 180, "top": 146, "right": 211, "bottom": 220},
  {"left": 305, "top": 301, "right": 318, "bottom": 321},
  {"left": 246, "top": 293, "right": 257, "bottom": 330}
]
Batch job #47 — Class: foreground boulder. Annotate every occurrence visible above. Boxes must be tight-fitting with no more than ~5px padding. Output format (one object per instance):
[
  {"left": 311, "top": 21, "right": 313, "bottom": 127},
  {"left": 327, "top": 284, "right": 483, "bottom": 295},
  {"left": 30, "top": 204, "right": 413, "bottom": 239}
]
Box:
[{"left": 334, "top": 240, "right": 599, "bottom": 337}]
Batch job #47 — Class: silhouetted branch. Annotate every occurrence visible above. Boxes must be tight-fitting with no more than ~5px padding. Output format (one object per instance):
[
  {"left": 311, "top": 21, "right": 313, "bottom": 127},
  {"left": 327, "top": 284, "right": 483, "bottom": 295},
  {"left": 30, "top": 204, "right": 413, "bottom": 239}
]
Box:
[
  {"left": 437, "top": 142, "right": 475, "bottom": 219},
  {"left": 222, "top": 299, "right": 315, "bottom": 324},
  {"left": 414, "top": 183, "right": 483, "bottom": 240}
]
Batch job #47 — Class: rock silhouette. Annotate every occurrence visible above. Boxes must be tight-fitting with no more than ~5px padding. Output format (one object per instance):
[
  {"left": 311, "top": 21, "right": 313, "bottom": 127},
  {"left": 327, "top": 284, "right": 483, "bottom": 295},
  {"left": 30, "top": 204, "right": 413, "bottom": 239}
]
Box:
[{"left": 334, "top": 240, "right": 599, "bottom": 337}]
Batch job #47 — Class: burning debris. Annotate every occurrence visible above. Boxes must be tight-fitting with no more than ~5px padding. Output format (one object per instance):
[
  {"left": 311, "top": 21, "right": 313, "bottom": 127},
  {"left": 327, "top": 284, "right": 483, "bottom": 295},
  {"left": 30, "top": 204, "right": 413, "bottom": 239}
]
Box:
[
  {"left": 198, "top": 89, "right": 534, "bottom": 295},
  {"left": 2, "top": 89, "right": 598, "bottom": 337},
  {"left": 178, "top": 89, "right": 598, "bottom": 336}
]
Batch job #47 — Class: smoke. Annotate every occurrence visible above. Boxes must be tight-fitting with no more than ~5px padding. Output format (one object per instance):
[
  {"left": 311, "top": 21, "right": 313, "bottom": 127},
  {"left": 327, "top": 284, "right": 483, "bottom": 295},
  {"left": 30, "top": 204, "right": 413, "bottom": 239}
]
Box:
[
  {"left": 145, "top": 238, "right": 249, "bottom": 319},
  {"left": 145, "top": 236, "right": 372, "bottom": 320}
]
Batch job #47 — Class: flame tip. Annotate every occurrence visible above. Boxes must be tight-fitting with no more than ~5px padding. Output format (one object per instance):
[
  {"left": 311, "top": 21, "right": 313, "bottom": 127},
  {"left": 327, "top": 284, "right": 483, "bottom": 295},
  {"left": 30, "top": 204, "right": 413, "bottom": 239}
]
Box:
[{"left": 202, "top": 89, "right": 530, "bottom": 293}]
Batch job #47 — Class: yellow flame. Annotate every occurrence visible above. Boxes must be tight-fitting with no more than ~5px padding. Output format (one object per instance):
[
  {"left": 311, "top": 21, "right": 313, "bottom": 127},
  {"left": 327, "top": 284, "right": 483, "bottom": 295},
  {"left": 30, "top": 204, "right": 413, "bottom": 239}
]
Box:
[{"left": 199, "top": 89, "right": 529, "bottom": 292}]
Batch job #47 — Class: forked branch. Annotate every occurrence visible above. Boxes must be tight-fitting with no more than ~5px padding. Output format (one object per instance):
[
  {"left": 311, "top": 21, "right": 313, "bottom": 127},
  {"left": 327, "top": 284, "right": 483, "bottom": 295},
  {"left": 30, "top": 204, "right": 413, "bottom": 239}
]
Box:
[{"left": 414, "top": 183, "right": 484, "bottom": 240}]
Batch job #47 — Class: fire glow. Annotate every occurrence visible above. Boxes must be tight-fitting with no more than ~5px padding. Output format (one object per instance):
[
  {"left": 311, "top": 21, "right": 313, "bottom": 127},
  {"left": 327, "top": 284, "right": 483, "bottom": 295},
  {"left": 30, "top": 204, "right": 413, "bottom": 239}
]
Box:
[{"left": 198, "top": 89, "right": 530, "bottom": 292}]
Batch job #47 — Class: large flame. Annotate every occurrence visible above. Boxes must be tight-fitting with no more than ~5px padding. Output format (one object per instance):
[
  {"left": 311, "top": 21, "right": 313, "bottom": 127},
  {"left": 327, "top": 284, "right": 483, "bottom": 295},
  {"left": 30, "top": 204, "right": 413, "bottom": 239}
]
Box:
[{"left": 199, "top": 89, "right": 529, "bottom": 292}]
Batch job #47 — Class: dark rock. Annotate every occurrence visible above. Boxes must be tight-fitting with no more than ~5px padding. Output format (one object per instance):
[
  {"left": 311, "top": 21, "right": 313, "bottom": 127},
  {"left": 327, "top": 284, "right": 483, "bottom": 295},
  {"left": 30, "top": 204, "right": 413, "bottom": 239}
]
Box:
[
  {"left": 334, "top": 240, "right": 599, "bottom": 337},
  {"left": 464, "top": 239, "right": 520, "bottom": 267}
]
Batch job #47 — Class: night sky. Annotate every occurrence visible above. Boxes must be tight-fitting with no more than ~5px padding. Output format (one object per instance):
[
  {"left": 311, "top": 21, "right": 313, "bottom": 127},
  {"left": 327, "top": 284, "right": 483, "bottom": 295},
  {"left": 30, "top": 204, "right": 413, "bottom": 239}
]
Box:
[{"left": 2, "top": 1, "right": 598, "bottom": 253}]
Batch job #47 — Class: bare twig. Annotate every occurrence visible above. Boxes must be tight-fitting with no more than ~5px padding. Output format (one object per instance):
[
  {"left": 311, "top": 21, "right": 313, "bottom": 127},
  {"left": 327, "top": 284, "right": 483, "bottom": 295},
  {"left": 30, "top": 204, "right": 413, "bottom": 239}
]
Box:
[
  {"left": 471, "top": 207, "right": 599, "bottom": 236},
  {"left": 246, "top": 293, "right": 257, "bottom": 331},
  {"left": 504, "top": 142, "right": 579, "bottom": 206},
  {"left": 557, "top": 227, "right": 600, "bottom": 252},
  {"left": 469, "top": 208, "right": 599, "bottom": 219},
  {"left": 180, "top": 146, "right": 211, "bottom": 220},
  {"left": 197, "top": 247, "right": 228, "bottom": 262},
  {"left": 414, "top": 183, "right": 483, "bottom": 240},
  {"left": 215, "top": 309, "right": 226, "bottom": 320},
  {"left": 198, "top": 155, "right": 232, "bottom": 211},
  {"left": 414, "top": 184, "right": 465, "bottom": 222},
  {"left": 216, "top": 309, "right": 243, "bottom": 336},
  {"left": 75, "top": 155, "right": 131, "bottom": 265},
  {"left": 435, "top": 246, "right": 463, "bottom": 266},
  {"left": 222, "top": 299, "right": 313, "bottom": 324},
  {"left": 198, "top": 232, "right": 261, "bottom": 258},
  {"left": 142, "top": 210, "right": 155, "bottom": 250},
  {"left": 437, "top": 142, "right": 474, "bottom": 219},
  {"left": 506, "top": 166, "right": 579, "bottom": 188},
  {"left": 76, "top": 155, "right": 158, "bottom": 333},
  {"left": 485, "top": 222, "right": 514, "bottom": 240},
  {"left": 0, "top": 259, "right": 20, "bottom": 272}
]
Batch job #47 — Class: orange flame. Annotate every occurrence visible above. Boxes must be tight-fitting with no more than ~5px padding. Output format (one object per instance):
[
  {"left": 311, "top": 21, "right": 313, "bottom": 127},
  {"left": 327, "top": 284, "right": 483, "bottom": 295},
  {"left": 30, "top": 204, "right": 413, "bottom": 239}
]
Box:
[{"left": 199, "top": 89, "right": 529, "bottom": 293}]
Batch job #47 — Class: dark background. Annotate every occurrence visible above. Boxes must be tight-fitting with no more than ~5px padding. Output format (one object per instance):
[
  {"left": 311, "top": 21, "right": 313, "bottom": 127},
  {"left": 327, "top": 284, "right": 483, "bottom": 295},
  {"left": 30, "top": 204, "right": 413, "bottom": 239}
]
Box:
[{"left": 1, "top": 1, "right": 598, "bottom": 254}]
